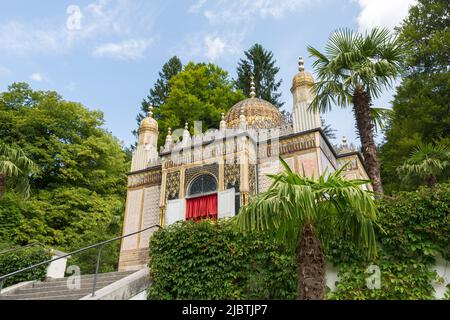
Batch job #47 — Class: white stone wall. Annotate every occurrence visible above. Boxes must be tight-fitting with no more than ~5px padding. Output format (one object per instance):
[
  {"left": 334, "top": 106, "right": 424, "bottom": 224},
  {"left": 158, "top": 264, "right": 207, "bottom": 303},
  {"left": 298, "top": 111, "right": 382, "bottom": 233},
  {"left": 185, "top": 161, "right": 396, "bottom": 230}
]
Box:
[
  {"left": 122, "top": 189, "right": 144, "bottom": 251},
  {"left": 258, "top": 158, "right": 281, "bottom": 193},
  {"left": 139, "top": 185, "right": 161, "bottom": 248}
]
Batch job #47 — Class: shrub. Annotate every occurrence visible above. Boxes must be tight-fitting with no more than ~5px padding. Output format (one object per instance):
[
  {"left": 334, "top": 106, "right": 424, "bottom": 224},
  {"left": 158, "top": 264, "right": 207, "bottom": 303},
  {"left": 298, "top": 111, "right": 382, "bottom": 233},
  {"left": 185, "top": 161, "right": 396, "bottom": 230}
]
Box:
[
  {"left": 327, "top": 184, "right": 450, "bottom": 300},
  {"left": 0, "top": 245, "right": 51, "bottom": 288}
]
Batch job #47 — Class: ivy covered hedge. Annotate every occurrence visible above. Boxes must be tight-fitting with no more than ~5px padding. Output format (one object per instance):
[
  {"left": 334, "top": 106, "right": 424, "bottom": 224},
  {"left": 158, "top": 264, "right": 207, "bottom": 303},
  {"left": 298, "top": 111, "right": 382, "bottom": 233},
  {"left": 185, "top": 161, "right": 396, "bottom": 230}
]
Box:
[
  {"left": 328, "top": 184, "right": 450, "bottom": 300},
  {"left": 0, "top": 245, "right": 51, "bottom": 288},
  {"left": 148, "top": 220, "right": 296, "bottom": 300},
  {"left": 147, "top": 185, "right": 449, "bottom": 300}
]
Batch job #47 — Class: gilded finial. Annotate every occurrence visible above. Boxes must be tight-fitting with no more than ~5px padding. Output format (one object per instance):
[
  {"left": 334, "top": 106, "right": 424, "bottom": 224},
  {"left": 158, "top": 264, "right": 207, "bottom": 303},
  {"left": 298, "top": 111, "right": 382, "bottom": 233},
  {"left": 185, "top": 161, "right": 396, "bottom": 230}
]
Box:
[
  {"left": 147, "top": 103, "right": 154, "bottom": 118},
  {"left": 250, "top": 75, "right": 256, "bottom": 98},
  {"left": 221, "top": 113, "right": 225, "bottom": 120},
  {"left": 298, "top": 57, "right": 305, "bottom": 72},
  {"left": 185, "top": 122, "right": 189, "bottom": 130},
  {"left": 168, "top": 127, "right": 172, "bottom": 135}
]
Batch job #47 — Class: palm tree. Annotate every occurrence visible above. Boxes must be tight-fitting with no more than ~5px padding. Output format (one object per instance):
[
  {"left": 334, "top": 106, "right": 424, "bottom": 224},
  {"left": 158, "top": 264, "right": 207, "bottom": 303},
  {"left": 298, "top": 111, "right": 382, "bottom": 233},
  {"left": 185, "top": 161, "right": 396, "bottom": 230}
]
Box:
[
  {"left": 234, "top": 157, "right": 378, "bottom": 300},
  {"left": 397, "top": 142, "right": 450, "bottom": 188},
  {"left": 0, "top": 143, "right": 37, "bottom": 198},
  {"left": 307, "top": 28, "right": 405, "bottom": 196}
]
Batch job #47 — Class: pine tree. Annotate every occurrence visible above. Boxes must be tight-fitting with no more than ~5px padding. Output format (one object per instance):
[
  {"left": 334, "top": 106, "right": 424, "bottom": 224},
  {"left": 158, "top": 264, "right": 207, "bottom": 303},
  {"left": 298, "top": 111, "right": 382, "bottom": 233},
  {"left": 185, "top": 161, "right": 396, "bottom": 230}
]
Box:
[
  {"left": 235, "top": 44, "right": 284, "bottom": 109},
  {"left": 135, "top": 56, "right": 182, "bottom": 130}
]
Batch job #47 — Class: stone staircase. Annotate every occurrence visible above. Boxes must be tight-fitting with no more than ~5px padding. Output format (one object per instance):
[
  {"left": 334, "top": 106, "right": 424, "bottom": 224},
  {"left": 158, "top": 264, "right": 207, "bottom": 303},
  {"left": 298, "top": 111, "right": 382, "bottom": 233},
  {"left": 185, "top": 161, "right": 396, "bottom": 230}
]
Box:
[{"left": 0, "top": 271, "right": 136, "bottom": 300}]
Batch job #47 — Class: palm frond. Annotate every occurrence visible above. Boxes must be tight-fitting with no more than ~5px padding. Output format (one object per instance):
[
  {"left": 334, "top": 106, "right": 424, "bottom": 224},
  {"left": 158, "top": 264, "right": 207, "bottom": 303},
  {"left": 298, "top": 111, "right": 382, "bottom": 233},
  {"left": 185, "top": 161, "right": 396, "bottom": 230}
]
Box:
[
  {"left": 308, "top": 26, "right": 405, "bottom": 105},
  {"left": 397, "top": 142, "right": 450, "bottom": 186},
  {"left": 234, "top": 157, "right": 378, "bottom": 258},
  {"left": 0, "top": 142, "right": 37, "bottom": 198},
  {"left": 370, "top": 107, "right": 394, "bottom": 132}
]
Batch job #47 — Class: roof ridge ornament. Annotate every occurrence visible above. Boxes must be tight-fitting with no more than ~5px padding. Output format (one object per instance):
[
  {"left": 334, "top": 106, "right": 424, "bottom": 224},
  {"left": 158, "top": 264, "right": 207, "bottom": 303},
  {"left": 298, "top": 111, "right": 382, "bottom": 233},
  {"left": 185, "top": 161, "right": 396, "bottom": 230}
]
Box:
[
  {"left": 147, "top": 102, "right": 154, "bottom": 118},
  {"left": 298, "top": 56, "right": 305, "bottom": 72},
  {"left": 250, "top": 75, "right": 256, "bottom": 99}
]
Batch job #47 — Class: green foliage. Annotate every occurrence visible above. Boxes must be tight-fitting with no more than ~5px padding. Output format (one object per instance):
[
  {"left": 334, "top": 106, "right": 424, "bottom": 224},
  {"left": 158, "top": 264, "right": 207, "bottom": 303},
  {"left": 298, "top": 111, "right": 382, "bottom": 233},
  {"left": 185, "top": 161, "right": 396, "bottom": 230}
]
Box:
[
  {"left": 321, "top": 117, "right": 337, "bottom": 141},
  {"left": 307, "top": 27, "right": 405, "bottom": 112},
  {"left": 135, "top": 56, "right": 183, "bottom": 137},
  {"left": 235, "top": 43, "right": 284, "bottom": 109},
  {"left": 396, "top": 142, "right": 450, "bottom": 188},
  {"left": 328, "top": 258, "right": 436, "bottom": 300},
  {"left": 235, "top": 157, "right": 378, "bottom": 258},
  {"left": 155, "top": 62, "right": 245, "bottom": 146},
  {"left": 0, "top": 246, "right": 51, "bottom": 287},
  {"left": 0, "top": 143, "right": 38, "bottom": 198},
  {"left": 380, "top": 0, "right": 450, "bottom": 193},
  {"left": 147, "top": 220, "right": 297, "bottom": 300},
  {"left": 0, "top": 83, "right": 129, "bottom": 274},
  {"left": 397, "top": 0, "right": 449, "bottom": 74},
  {"left": 328, "top": 184, "right": 450, "bottom": 300}
]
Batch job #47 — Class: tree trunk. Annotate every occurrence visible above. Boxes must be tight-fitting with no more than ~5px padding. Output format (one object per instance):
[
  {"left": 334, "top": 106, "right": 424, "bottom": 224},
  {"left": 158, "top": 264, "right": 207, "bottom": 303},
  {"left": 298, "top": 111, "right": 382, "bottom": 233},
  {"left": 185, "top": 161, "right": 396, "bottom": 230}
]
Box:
[
  {"left": 428, "top": 175, "right": 437, "bottom": 187},
  {"left": 297, "top": 223, "right": 326, "bottom": 300},
  {"left": 0, "top": 173, "right": 5, "bottom": 198},
  {"left": 352, "top": 87, "right": 384, "bottom": 196}
]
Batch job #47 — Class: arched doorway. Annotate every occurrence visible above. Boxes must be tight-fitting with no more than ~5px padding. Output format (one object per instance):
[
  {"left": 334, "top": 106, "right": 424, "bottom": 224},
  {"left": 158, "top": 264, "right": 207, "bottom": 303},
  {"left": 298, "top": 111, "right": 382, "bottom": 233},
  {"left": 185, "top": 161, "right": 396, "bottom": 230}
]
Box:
[{"left": 186, "top": 174, "right": 218, "bottom": 221}]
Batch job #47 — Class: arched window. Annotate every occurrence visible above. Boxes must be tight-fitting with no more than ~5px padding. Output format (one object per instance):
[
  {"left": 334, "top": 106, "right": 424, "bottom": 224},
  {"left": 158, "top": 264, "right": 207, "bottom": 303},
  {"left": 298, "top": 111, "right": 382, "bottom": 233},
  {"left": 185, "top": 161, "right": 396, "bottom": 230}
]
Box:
[{"left": 188, "top": 174, "right": 217, "bottom": 197}]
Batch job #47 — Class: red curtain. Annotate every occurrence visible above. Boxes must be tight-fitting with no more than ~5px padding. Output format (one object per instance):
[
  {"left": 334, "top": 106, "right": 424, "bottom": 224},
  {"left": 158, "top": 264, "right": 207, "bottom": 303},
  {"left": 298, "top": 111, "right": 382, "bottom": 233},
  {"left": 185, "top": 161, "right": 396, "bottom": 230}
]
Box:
[{"left": 186, "top": 194, "right": 218, "bottom": 221}]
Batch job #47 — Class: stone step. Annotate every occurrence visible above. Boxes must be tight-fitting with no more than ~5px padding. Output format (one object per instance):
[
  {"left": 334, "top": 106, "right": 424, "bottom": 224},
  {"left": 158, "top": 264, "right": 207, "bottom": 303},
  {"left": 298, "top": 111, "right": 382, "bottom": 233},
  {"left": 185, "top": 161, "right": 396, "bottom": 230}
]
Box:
[
  {"left": 0, "top": 271, "right": 137, "bottom": 300},
  {"left": 0, "top": 288, "right": 94, "bottom": 300},
  {"left": 12, "top": 279, "right": 119, "bottom": 294},
  {"left": 0, "top": 291, "right": 91, "bottom": 300},
  {"left": 27, "top": 271, "right": 134, "bottom": 288}
]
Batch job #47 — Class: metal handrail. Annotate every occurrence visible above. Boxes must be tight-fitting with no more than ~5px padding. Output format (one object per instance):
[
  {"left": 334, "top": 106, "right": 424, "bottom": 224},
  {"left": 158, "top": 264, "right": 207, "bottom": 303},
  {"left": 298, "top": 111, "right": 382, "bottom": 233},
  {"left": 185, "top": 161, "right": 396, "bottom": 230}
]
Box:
[
  {"left": 0, "top": 224, "right": 162, "bottom": 296},
  {"left": 0, "top": 242, "right": 45, "bottom": 256}
]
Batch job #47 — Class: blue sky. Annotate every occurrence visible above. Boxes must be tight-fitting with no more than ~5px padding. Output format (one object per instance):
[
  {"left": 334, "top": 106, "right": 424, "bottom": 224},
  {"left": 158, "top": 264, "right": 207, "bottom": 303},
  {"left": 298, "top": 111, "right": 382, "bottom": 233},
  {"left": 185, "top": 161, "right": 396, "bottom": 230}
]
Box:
[{"left": 0, "top": 0, "right": 416, "bottom": 147}]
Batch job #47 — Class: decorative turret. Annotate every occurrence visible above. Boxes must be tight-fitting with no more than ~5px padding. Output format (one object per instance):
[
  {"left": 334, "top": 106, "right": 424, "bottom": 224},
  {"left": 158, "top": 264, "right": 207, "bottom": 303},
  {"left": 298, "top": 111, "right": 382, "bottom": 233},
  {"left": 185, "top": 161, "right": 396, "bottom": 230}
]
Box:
[
  {"left": 164, "top": 127, "right": 173, "bottom": 150},
  {"left": 182, "top": 122, "right": 191, "bottom": 145},
  {"left": 239, "top": 103, "right": 247, "bottom": 130},
  {"left": 291, "top": 57, "right": 321, "bottom": 133},
  {"left": 219, "top": 113, "right": 227, "bottom": 131},
  {"left": 337, "top": 136, "right": 356, "bottom": 154},
  {"left": 250, "top": 75, "right": 256, "bottom": 99},
  {"left": 131, "top": 103, "right": 159, "bottom": 171}
]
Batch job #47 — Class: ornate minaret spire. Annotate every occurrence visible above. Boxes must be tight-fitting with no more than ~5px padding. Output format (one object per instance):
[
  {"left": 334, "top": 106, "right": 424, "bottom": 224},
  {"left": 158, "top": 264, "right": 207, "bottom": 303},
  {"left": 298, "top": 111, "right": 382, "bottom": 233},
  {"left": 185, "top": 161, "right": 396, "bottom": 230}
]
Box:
[
  {"left": 298, "top": 56, "right": 305, "bottom": 72},
  {"left": 147, "top": 103, "right": 154, "bottom": 118},
  {"left": 131, "top": 102, "right": 159, "bottom": 171},
  {"left": 291, "top": 57, "right": 321, "bottom": 133},
  {"left": 239, "top": 104, "right": 247, "bottom": 129},
  {"left": 220, "top": 112, "right": 227, "bottom": 131},
  {"left": 250, "top": 75, "right": 256, "bottom": 98},
  {"left": 164, "top": 127, "right": 173, "bottom": 149},
  {"left": 183, "top": 121, "right": 191, "bottom": 144}
]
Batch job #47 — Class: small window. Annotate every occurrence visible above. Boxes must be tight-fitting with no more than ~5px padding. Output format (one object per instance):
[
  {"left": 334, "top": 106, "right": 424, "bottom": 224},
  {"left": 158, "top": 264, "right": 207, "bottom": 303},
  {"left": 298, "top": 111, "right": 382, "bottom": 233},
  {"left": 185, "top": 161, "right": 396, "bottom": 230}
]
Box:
[{"left": 188, "top": 174, "right": 218, "bottom": 197}]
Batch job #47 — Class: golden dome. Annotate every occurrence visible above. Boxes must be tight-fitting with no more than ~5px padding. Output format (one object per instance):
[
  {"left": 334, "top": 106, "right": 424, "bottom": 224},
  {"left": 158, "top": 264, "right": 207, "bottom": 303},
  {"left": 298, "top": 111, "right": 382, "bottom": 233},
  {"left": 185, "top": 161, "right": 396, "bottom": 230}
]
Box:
[
  {"left": 291, "top": 57, "right": 314, "bottom": 91},
  {"left": 140, "top": 104, "right": 158, "bottom": 133},
  {"left": 226, "top": 98, "right": 285, "bottom": 130},
  {"left": 140, "top": 116, "right": 158, "bottom": 132},
  {"left": 291, "top": 71, "right": 314, "bottom": 90}
]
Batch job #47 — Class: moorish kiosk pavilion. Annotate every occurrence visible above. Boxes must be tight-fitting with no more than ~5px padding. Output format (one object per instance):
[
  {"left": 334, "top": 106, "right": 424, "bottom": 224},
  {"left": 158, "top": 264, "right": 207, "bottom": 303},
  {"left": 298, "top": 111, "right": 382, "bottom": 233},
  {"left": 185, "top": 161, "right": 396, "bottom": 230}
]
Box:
[{"left": 118, "top": 58, "right": 371, "bottom": 271}]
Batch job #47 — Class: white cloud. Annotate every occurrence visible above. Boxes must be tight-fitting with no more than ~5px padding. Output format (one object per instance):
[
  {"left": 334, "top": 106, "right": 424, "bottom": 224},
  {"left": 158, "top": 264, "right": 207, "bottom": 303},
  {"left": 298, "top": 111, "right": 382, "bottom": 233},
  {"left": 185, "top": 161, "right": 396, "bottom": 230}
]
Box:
[
  {"left": 93, "top": 39, "right": 152, "bottom": 60},
  {"left": 30, "top": 73, "right": 44, "bottom": 82},
  {"left": 193, "top": 0, "right": 311, "bottom": 25},
  {"left": 355, "top": 0, "right": 417, "bottom": 31},
  {"left": 0, "top": 0, "right": 158, "bottom": 57},
  {"left": 185, "top": 0, "right": 312, "bottom": 61},
  {"left": 204, "top": 36, "right": 226, "bottom": 61},
  {"left": 0, "top": 22, "right": 62, "bottom": 55},
  {"left": 178, "top": 31, "right": 243, "bottom": 62}
]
